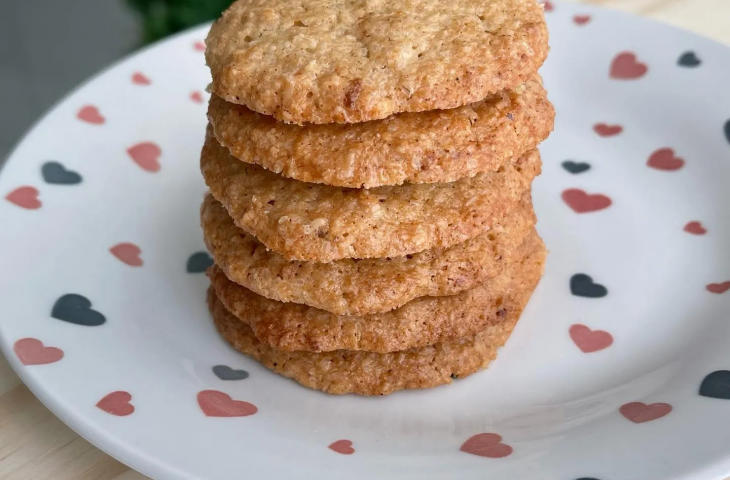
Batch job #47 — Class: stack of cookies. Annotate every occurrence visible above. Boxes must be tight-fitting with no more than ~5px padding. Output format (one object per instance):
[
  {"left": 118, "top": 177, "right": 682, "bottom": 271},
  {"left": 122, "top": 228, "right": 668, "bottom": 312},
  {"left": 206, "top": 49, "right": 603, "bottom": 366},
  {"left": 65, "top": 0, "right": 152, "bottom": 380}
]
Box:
[{"left": 200, "top": 0, "right": 554, "bottom": 395}]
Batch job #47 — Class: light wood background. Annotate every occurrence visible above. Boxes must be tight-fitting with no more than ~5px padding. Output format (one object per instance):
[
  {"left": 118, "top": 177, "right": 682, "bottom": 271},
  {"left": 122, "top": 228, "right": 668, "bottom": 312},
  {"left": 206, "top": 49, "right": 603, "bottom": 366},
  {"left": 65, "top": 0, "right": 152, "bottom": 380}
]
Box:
[{"left": 1, "top": 0, "right": 729, "bottom": 479}]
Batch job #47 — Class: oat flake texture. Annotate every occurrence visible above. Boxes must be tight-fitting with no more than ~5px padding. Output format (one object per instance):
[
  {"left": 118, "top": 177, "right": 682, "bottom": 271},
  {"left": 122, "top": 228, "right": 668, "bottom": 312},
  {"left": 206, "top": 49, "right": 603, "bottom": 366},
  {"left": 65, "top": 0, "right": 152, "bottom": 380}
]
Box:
[{"left": 205, "top": 0, "right": 549, "bottom": 124}]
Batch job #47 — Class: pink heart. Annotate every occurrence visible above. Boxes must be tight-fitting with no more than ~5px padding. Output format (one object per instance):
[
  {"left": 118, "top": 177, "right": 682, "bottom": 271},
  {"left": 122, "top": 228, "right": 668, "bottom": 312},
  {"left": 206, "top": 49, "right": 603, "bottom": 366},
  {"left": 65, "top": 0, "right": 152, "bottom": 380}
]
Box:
[
  {"left": 197, "top": 390, "right": 258, "bottom": 417},
  {"left": 707, "top": 282, "right": 730, "bottom": 294},
  {"left": 127, "top": 142, "right": 162, "bottom": 172},
  {"left": 110, "top": 243, "right": 143, "bottom": 266},
  {"left": 573, "top": 15, "right": 591, "bottom": 25},
  {"left": 328, "top": 440, "right": 355, "bottom": 455},
  {"left": 562, "top": 189, "right": 612, "bottom": 213},
  {"left": 6, "top": 186, "right": 41, "bottom": 210},
  {"left": 647, "top": 148, "right": 684, "bottom": 171},
  {"left": 96, "top": 391, "right": 135, "bottom": 416},
  {"left": 541, "top": 1, "right": 554, "bottom": 12},
  {"left": 132, "top": 72, "right": 151, "bottom": 85},
  {"left": 77, "top": 105, "right": 105, "bottom": 125},
  {"left": 620, "top": 402, "right": 672, "bottom": 423},
  {"left": 190, "top": 91, "right": 204, "bottom": 104},
  {"left": 569, "top": 324, "right": 613, "bottom": 353},
  {"left": 684, "top": 221, "right": 707, "bottom": 235},
  {"left": 193, "top": 41, "right": 206, "bottom": 51},
  {"left": 14, "top": 338, "right": 64, "bottom": 365},
  {"left": 460, "top": 433, "right": 513, "bottom": 458},
  {"left": 610, "top": 52, "right": 648, "bottom": 80},
  {"left": 593, "top": 123, "right": 623, "bottom": 137}
]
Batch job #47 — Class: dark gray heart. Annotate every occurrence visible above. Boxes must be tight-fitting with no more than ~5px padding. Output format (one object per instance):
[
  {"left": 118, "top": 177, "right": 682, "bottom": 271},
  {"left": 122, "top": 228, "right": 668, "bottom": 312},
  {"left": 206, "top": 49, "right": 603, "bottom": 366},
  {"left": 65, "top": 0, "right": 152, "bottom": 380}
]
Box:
[
  {"left": 570, "top": 274, "right": 608, "bottom": 298},
  {"left": 187, "top": 252, "right": 213, "bottom": 273},
  {"left": 724, "top": 119, "right": 730, "bottom": 146},
  {"left": 678, "top": 51, "right": 701, "bottom": 68},
  {"left": 213, "top": 365, "right": 250, "bottom": 381},
  {"left": 699, "top": 370, "right": 730, "bottom": 400},
  {"left": 562, "top": 161, "right": 591, "bottom": 174},
  {"left": 42, "top": 161, "right": 82, "bottom": 185},
  {"left": 51, "top": 294, "right": 106, "bottom": 326}
]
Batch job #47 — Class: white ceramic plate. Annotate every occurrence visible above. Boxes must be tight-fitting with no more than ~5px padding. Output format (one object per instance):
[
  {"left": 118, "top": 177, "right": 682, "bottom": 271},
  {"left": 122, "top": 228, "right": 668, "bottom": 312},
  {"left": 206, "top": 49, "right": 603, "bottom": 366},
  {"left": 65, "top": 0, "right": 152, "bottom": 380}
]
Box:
[{"left": 3, "top": 3, "right": 730, "bottom": 479}]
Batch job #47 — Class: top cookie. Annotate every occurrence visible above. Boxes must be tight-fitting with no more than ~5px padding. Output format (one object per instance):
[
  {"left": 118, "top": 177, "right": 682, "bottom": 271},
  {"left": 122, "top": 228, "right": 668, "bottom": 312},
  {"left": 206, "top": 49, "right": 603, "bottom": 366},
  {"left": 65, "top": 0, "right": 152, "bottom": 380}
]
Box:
[{"left": 205, "top": 0, "right": 549, "bottom": 124}]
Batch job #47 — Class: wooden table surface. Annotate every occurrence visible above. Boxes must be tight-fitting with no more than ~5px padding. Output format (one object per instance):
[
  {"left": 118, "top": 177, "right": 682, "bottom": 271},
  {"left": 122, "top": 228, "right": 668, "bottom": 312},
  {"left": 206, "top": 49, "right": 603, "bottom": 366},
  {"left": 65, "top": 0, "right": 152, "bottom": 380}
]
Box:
[{"left": 2, "top": 1, "right": 729, "bottom": 479}]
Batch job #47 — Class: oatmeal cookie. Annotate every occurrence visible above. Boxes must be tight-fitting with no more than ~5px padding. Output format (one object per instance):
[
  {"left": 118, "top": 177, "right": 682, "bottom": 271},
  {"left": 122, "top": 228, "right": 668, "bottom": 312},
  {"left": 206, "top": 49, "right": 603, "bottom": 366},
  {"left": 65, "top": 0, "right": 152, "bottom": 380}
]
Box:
[
  {"left": 208, "top": 75, "right": 554, "bottom": 187},
  {"left": 201, "top": 128, "right": 541, "bottom": 261},
  {"left": 202, "top": 193, "right": 535, "bottom": 315},
  {"left": 209, "top": 230, "right": 545, "bottom": 353},
  {"left": 205, "top": 0, "right": 548, "bottom": 124}
]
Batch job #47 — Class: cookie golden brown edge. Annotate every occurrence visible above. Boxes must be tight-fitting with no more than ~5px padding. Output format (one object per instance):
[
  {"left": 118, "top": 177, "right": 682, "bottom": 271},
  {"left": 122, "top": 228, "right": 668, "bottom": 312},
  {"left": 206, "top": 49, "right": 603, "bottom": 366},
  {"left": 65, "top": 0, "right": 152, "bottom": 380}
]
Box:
[
  {"left": 201, "top": 127, "right": 541, "bottom": 262},
  {"left": 209, "top": 230, "right": 545, "bottom": 353},
  {"left": 208, "top": 75, "right": 554, "bottom": 187},
  {"left": 205, "top": 0, "right": 549, "bottom": 124},
  {"left": 202, "top": 193, "right": 535, "bottom": 315}
]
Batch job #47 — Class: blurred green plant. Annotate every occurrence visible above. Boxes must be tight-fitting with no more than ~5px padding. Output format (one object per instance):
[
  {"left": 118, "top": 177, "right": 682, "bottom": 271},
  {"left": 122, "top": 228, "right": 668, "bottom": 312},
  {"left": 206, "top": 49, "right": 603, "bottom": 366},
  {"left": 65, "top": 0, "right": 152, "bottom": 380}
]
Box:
[{"left": 125, "top": 0, "right": 233, "bottom": 44}]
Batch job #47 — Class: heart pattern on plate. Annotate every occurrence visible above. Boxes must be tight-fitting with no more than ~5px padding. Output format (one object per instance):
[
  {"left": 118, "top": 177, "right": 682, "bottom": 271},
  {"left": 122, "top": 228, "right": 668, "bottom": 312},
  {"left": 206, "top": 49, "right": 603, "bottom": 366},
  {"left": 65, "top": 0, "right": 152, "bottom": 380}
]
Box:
[
  {"left": 647, "top": 148, "right": 684, "bottom": 171},
  {"left": 706, "top": 282, "right": 730, "bottom": 294},
  {"left": 51, "top": 294, "right": 106, "bottom": 327},
  {"left": 197, "top": 390, "right": 258, "bottom": 417},
  {"left": 14, "top": 338, "right": 64, "bottom": 365},
  {"left": 562, "top": 161, "right": 591, "bottom": 174},
  {"left": 97, "top": 391, "right": 135, "bottom": 416},
  {"left": 187, "top": 252, "right": 214, "bottom": 273},
  {"left": 619, "top": 402, "right": 672, "bottom": 423},
  {"left": 42, "top": 162, "right": 83, "bottom": 185},
  {"left": 684, "top": 221, "right": 707, "bottom": 235},
  {"left": 127, "top": 142, "right": 162, "bottom": 172},
  {"left": 678, "top": 51, "right": 701, "bottom": 67},
  {"left": 132, "top": 72, "right": 151, "bottom": 85},
  {"left": 562, "top": 189, "right": 612, "bottom": 213},
  {"left": 569, "top": 324, "right": 613, "bottom": 353},
  {"left": 110, "top": 243, "right": 144, "bottom": 267},
  {"left": 460, "top": 434, "right": 513, "bottom": 458},
  {"left": 212, "top": 365, "right": 249, "bottom": 381},
  {"left": 5, "top": 186, "right": 41, "bottom": 209},
  {"left": 570, "top": 274, "right": 608, "bottom": 298},
  {"left": 593, "top": 123, "right": 623, "bottom": 137},
  {"left": 610, "top": 52, "right": 648, "bottom": 79},
  {"left": 328, "top": 440, "right": 355, "bottom": 455},
  {"left": 699, "top": 371, "right": 730, "bottom": 400},
  {"left": 77, "top": 105, "right": 105, "bottom": 125}
]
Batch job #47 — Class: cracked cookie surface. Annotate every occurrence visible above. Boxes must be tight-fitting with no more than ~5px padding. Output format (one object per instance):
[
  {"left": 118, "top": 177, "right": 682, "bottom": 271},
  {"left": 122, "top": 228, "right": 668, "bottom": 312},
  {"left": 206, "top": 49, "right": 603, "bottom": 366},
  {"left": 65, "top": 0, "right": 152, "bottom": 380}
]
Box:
[{"left": 205, "top": 0, "right": 549, "bottom": 124}]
